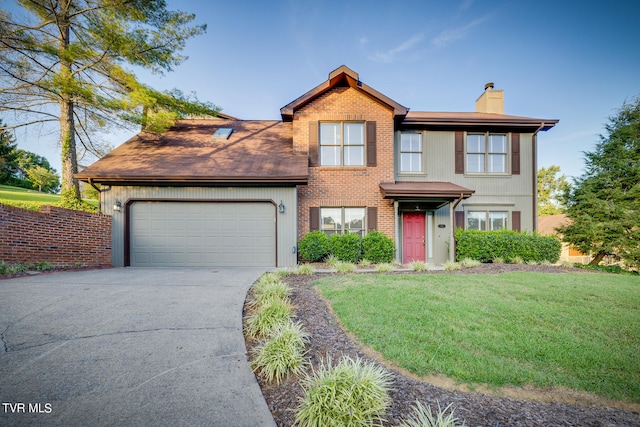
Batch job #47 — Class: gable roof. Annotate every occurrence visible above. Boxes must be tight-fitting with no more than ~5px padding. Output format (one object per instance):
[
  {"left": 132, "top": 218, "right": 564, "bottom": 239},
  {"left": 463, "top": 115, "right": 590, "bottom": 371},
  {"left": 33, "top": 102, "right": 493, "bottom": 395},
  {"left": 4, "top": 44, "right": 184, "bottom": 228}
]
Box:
[
  {"left": 280, "top": 65, "right": 409, "bottom": 121},
  {"left": 402, "top": 111, "right": 558, "bottom": 132},
  {"left": 537, "top": 214, "right": 569, "bottom": 236},
  {"left": 76, "top": 119, "right": 308, "bottom": 185}
]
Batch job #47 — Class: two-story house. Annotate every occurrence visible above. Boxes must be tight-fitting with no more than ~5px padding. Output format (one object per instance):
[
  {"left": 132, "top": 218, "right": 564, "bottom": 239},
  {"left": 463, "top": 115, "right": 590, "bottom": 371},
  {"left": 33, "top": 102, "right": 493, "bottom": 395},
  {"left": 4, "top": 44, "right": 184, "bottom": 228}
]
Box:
[{"left": 77, "top": 65, "right": 557, "bottom": 267}]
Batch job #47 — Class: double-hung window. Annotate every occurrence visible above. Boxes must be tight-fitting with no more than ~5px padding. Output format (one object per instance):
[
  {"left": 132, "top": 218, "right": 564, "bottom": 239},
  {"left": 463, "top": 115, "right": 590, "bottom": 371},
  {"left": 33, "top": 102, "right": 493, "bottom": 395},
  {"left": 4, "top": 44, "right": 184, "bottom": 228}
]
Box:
[
  {"left": 467, "top": 133, "right": 507, "bottom": 173},
  {"left": 320, "top": 207, "right": 365, "bottom": 237},
  {"left": 320, "top": 122, "right": 364, "bottom": 166},
  {"left": 467, "top": 211, "right": 508, "bottom": 231},
  {"left": 400, "top": 133, "right": 422, "bottom": 173}
]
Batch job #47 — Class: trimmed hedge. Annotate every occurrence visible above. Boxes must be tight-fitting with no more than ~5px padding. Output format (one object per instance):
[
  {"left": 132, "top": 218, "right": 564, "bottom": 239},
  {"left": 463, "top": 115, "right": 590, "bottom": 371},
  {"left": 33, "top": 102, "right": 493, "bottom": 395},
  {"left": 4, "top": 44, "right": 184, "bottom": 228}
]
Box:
[
  {"left": 456, "top": 229, "right": 561, "bottom": 263},
  {"left": 362, "top": 230, "right": 395, "bottom": 263},
  {"left": 297, "top": 230, "right": 331, "bottom": 262},
  {"left": 329, "top": 233, "right": 362, "bottom": 263},
  {"left": 298, "top": 230, "right": 396, "bottom": 264}
]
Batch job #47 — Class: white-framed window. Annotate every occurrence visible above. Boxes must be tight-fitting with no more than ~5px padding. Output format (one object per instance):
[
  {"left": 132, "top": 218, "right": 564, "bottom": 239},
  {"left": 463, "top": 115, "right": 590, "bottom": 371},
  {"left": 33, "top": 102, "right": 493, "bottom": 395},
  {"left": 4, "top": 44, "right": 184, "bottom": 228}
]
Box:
[
  {"left": 467, "top": 133, "right": 507, "bottom": 173},
  {"left": 467, "top": 211, "right": 508, "bottom": 231},
  {"left": 400, "top": 133, "right": 422, "bottom": 172},
  {"left": 321, "top": 207, "right": 365, "bottom": 237},
  {"left": 320, "top": 122, "right": 365, "bottom": 166}
]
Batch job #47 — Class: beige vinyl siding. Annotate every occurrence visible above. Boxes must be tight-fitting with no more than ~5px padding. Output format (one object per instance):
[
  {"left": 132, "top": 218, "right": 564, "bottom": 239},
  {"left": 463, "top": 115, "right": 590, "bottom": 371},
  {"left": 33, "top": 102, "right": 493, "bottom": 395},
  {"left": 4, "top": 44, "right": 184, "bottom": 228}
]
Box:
[
  {"left": 396, "top": 130, "right": 536, "bottom": 232},
  {"left": 102, "top": 186, "right": 298, "bottom": 267}
]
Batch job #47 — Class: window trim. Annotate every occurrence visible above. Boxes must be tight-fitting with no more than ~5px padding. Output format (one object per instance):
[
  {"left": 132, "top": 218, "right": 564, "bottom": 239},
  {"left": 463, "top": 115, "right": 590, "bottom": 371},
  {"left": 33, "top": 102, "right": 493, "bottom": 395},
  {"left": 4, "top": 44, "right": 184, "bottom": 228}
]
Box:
[
  {"left": 319, "top": 121, "right": 365, "bottom": 167},
  {"left": 319, "top": 206, "right": 366, "bottom": 236},
  {"left": 466, "top": 210, "right": 508, "bottom": 231},
  {"left": 465, "top": 132, "right": 509, "bottom": 175},
  {"left": 399, "top": 132, "right": 423, "bottom": 174}
]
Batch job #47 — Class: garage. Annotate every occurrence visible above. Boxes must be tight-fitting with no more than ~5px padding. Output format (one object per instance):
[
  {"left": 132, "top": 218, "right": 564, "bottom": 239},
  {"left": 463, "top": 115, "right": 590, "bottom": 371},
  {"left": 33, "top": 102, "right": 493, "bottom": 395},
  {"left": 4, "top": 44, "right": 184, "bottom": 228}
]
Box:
[{"left": 129, "top": 201, "right": 276, "bottom": 267}]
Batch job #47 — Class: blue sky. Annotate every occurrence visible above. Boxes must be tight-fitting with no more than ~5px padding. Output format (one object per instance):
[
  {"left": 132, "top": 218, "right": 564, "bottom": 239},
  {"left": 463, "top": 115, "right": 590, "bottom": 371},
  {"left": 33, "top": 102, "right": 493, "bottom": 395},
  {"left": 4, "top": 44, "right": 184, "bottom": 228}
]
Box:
[{"left": 8, "top": 0, "right": 640, "bottom": 180}]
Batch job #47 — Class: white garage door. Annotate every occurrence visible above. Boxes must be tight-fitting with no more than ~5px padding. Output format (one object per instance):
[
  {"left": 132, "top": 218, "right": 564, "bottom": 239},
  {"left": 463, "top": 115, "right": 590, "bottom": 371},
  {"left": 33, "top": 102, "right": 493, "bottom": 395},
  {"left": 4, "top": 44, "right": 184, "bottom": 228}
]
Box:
[{"left": 130, "top": 201, "right": 276, "bottom": 267}]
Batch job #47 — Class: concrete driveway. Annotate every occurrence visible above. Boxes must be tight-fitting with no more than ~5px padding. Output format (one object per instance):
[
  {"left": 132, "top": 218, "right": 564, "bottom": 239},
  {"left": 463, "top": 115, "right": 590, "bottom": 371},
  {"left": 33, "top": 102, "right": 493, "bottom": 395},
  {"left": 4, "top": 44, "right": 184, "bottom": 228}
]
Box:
[{"left": 0, "top": 268, "right": 276, "bottom": 427}]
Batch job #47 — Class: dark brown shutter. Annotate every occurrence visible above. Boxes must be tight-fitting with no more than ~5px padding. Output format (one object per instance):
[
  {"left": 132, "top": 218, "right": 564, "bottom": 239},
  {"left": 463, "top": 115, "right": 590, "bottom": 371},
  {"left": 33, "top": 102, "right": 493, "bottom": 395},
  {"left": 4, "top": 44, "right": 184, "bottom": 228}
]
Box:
[
  {"left": 511, "top": 133, "right": 520, "bottom": 175},
  {"left": 455, "top": 131, "right": 464, "bottom": 174},
  {"left": 309, "top": 122, "right": 319, "bottom": 166},
  {"left": 309, "top": 207, "right": 320, "bottom": 231},
  {"left": 455, "top": 211, "right": 465, "bottom": 229},
  {"left": 366, "top": 121, "right": 376, "bottom": 166},
  {"left": 512, "top": 211, "right": 521, "bottom": 232},
  {"left": 367, "top": 207, "right": 378, "bottom": 231}
]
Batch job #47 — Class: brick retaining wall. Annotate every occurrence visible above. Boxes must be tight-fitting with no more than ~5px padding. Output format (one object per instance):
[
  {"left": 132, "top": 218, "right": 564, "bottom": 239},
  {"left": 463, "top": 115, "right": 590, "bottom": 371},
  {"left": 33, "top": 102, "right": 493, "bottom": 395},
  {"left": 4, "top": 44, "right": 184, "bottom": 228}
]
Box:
[{"left": 0, "top": 204, "right": 112, "bottom": 268}]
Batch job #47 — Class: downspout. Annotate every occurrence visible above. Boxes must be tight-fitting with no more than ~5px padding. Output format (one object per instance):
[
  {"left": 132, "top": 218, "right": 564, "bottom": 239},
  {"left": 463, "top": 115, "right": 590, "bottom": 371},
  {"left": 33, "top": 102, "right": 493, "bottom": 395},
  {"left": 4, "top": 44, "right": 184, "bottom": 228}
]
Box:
[
  {"left": 449, "top": 193, "right": 464, "bottom": 262},
  {"left": 88, "top": 178, "right": 101, "bottom": 212},
  {"left": 531, "top": 123, "right": 545, "bottom": 232}
]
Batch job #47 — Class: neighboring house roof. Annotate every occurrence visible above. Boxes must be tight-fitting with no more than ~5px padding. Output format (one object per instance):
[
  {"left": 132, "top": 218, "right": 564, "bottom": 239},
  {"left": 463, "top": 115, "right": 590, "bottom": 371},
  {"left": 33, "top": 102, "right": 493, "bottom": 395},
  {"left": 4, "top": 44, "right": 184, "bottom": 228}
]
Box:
[
  {"left": 537, "top": 214, "right": 569, "bottom": 236},
  {"left": 280, "top": 65, "right": 409, "bottom": 121},
  {"left": 402, "top": 111, "right": 558, "bottom": 132},
  {"left": 76, "top": 119, "right": 308, "bottom": 185}
]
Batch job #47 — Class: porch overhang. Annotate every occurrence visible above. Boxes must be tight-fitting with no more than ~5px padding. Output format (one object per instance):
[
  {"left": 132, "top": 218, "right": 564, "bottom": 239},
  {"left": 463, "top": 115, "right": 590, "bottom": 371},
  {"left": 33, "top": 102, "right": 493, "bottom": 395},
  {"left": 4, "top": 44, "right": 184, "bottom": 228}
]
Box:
[{"left": 379, "top": 182, "right": 475, "bottom": 202}]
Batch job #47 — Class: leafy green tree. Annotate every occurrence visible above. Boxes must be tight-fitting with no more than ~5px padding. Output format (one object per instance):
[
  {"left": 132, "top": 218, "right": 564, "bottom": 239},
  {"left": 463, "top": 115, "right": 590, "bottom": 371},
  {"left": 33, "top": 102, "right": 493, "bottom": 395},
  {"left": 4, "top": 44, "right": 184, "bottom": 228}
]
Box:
[
  {"left": 0, "top": 120, "right": 18, "bottom": 182},
  {"left": 558, "top": 96, "right": 640, "bottom": 268},
  {"left": 26, "top": 165, "right": 59, "bottom": 192},
  {"left": 537, "top": 165, "right": 570, "bottom": 215},
  {"left": 0, "top": 0, "right": 219, "bottom": 202}
]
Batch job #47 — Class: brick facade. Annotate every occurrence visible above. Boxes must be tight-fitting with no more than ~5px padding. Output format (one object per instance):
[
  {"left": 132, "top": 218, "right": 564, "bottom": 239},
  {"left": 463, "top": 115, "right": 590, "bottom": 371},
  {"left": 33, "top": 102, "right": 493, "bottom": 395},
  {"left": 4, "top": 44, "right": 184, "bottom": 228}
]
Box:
[
  {"left": 0, "top": 204, "right": 112, "bottom": 268},
  {"left": 295, "top": 86, "right": 396, "bottom": 240}
]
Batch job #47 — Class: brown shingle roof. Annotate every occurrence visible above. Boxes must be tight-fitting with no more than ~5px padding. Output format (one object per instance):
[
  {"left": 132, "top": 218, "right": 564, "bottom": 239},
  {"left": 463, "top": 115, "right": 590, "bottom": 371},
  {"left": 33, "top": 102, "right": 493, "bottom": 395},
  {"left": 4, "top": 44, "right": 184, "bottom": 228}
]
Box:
[
  {"left": 379, "top": 181, "right": 475, "bottom": 199},
  {"left": 537, "top": 214, "right": 569, "bottom": 236},
  {"left": 402, "top": 111, "right": 558, "bottom": 131},
  {"left": 280, "top": 65, "right": 409, "bottom": 121},
  {"left": 76, "top": 119, "right": 308, "bottom": 185}
]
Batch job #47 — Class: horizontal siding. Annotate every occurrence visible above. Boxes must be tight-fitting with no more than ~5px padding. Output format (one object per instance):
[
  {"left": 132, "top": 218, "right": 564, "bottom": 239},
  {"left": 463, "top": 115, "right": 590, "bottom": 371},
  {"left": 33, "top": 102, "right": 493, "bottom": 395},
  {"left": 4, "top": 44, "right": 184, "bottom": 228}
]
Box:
[{"left": 103, "top": 186, "right": 298, "bottom": 267}]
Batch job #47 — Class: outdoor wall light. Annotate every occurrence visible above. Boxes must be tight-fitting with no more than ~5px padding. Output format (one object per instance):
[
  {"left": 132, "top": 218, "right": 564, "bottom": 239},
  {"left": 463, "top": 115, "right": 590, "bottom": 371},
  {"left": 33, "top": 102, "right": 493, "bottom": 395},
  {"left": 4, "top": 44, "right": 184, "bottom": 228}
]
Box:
[
  {"left": 113, "top": 200, "right": 122, "bottom": 212},
  {"left": 278, "top": 200, "right": 285, "bottom": 214}
]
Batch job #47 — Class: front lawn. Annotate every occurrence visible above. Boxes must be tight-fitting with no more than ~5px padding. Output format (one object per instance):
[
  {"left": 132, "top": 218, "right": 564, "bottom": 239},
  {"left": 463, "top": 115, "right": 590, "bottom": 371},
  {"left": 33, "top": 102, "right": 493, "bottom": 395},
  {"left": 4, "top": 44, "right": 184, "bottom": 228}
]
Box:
[
  {"left": 0, "top": 184, "right": 97, "bottom": 210},
  {"left": 316, "top": 272, "right": 640, "bottom": 404}
]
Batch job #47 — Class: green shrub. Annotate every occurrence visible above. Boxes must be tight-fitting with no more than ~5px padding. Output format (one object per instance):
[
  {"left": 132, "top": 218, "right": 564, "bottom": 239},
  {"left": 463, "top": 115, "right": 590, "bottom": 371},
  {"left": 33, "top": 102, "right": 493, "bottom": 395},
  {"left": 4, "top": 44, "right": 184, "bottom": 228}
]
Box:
[
  {"left": 329, "top": 233, "right": 362, "bottom": 263},
  {"left": 399, "top": 401, "right": 466, "bottom": 427},
  {"left": 361, "top": 230, "right": 395, "bottom": 263},
  {"left": 455, "top": 229, "right": 561, "bottom": 264},
  {"left": 298, "top": 230, "right": 331, "bottom": 262},
  {"left": 245, "top": 297, "right": 292, "bottom": 338},
  {"left": 295, "top": 356, "right": 392, "bottom": 427},
  {"left": 251, "top": 321, "right": 309, "bottom": 384},
  {"left": 574, "top": 263, "right": 639, "bottom": 275}
]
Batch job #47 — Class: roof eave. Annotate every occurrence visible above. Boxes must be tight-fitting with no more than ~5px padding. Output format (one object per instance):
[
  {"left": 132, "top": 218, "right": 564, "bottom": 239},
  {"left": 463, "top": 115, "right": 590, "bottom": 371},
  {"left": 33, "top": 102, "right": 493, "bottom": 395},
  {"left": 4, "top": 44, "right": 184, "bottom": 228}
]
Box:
[{"left": 76, "top": 175, "right": 308, "bottom": 186}]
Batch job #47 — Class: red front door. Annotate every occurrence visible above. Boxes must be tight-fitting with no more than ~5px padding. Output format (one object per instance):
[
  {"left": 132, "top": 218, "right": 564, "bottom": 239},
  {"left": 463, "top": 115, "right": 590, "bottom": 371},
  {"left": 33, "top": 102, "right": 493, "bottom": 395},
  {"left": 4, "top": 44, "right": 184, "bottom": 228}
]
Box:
[{"left": 403, "top": 212, "right": 426, "bottom": 263}]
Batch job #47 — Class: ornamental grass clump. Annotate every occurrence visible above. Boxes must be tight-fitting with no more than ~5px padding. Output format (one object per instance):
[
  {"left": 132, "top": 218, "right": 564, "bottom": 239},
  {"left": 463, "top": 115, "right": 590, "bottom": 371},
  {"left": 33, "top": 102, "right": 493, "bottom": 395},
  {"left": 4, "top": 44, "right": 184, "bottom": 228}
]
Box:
[
  {"left": 294, "top": 263, "right": 316, "bottom": 275},
  {"left": 459, "top": 258, "right": 481, "bottom": 268},
  {"left": 335, "top": 261, "right": 357, "bottom": 274},
  {"left": 375, "top": 262, "right": 395, "bottom": 272},
  {"left": 443, "top": 261, "right": 461, "bottom": 271},
  {"left": 249, "top": 276, "right": 291, "bottom": 309},
  {"left": 250, "top": 320, "right": 310, "bottom": 384},
  {"left": 399, "top": 401, "right": 466, "bottom": 427},
  {"left": 295, "top": 356, "right": 392, "bottom": 427},
  {"left": 409, "top": 260, "right": 429, "bottom": 271},
  {"left": 245, "top": 296, "right": 292, "bottom": 338}
]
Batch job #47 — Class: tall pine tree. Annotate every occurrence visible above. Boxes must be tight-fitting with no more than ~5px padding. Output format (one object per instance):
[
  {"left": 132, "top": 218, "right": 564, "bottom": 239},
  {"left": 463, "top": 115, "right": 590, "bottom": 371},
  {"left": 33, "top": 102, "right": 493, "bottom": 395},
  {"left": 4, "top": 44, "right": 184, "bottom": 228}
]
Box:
[
  {"left": 559, "top": 96, "right": 640, "bottom": 269},
  {"left": 0, "top": 1, "right": 219, "bottom": 201}
]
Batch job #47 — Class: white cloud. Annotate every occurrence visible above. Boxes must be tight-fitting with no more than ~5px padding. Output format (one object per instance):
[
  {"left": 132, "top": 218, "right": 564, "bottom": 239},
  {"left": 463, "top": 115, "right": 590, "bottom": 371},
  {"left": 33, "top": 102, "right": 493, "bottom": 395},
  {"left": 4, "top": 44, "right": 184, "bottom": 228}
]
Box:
[
  {"left": 459, "top": 0, "right": 474, "bottom": 13},
  {"left": 357, "top": 35, "right": 368, "bottom": 46},
  {"left": 370, "top": 33, "right": 425, "bottom": 63},
  {"left": 431, "top": 16, "right": 488, "bottom": 48}
]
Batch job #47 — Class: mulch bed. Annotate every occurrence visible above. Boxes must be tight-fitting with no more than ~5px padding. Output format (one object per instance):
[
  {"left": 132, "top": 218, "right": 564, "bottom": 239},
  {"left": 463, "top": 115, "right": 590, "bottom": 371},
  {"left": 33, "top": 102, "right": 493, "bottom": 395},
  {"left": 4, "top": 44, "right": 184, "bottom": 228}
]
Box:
[{"left": 245, "top": 264, "right": 640, "bottom": 427}]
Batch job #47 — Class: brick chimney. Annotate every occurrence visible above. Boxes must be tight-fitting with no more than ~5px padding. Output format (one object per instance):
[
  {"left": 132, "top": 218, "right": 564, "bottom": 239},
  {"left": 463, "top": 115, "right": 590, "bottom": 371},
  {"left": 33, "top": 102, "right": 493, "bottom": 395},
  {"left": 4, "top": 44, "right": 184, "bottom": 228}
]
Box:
[{"left": 475, "top": 82, "right": 504, "bottom": 114}]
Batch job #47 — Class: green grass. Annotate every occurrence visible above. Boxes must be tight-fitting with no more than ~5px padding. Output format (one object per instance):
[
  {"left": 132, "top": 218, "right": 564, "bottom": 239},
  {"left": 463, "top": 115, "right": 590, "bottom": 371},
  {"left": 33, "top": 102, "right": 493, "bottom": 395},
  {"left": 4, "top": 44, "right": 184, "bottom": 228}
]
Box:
[
  {"left": 0, "top": 184, "right": 97, "bottom": 210},
  {"left": 316, "top": 272, "right": 640, "bottom": 403}
]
